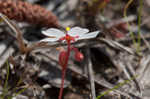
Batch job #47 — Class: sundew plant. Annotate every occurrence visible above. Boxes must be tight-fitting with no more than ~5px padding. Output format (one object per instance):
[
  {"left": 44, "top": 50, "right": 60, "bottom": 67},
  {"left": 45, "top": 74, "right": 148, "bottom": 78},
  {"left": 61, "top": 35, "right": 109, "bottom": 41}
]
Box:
[{"left": 41, "top": 27, "right": 100, "bottom": 99}]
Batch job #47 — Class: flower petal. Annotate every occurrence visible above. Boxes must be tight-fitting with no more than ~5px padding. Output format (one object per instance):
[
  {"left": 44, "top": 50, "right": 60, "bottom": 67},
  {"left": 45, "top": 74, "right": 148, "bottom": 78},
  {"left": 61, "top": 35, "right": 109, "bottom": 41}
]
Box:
[
  {"left": 68, "top": 27, "right": 89, "bottom": 36},
  {"left": 77, "top": 31, "right": 100, "bottom": 40},
  {"left": 42, "top": 28, "right": 65, "bottom": 38},
  {"left": 40, "top": 37, "right": 59, "bottom": 42}
]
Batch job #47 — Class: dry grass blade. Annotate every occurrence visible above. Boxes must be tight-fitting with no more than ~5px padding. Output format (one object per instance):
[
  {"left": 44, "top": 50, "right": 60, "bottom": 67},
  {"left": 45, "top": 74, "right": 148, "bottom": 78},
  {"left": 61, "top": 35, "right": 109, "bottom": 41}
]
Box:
[
  {"left": 68, "top": 63, "right": 141, "bottom": 98},
  {"left": 98, "top": 38, "right": 138, "bottom": 56},
  {"left": 0, "top": 13, "right": 26, "bottom": 54},
  {"left": 85, "top": 48, "right": 96, "bottom": 99},
  {"left": 140, "top": 33, "right": 150, "bottom": 50},
  {"left": 123, "top": 57, "right": 142, "bottom": 95},
  {"left": 106, "top": 15, "right": 137, "bottom": 29}
]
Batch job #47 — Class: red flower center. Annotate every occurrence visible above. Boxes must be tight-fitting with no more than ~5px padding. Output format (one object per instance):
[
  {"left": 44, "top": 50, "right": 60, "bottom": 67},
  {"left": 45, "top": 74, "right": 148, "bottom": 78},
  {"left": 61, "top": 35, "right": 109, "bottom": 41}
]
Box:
[{"left": 65, "top": 34, "right": 73, "bottom": 41}]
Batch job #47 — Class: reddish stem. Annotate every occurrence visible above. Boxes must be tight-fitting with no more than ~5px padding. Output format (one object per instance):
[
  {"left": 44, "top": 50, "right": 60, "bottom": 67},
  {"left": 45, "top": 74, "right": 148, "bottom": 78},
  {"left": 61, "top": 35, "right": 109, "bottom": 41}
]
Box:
[
  {"left": 58, "top": 41, "right": 71, "bottom": 99},
  {"left": 58, "top": 68, "right": 66, "bottom": 99}
]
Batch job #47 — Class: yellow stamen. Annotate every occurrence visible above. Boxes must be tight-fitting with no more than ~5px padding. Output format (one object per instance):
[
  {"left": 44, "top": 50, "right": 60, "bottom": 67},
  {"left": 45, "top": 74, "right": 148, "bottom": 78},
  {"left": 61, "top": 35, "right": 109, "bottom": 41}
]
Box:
[{"left": 66, "top": 27, "right": 70, "bottom": 31}]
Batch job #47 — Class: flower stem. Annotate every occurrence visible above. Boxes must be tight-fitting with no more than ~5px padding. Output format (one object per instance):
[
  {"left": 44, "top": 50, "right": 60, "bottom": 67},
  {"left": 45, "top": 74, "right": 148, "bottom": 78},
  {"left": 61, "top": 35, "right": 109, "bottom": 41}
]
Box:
[
  {"left": 58, "top": 41, "right": 71, "bottom": 99},
  {"left": 58, "top": 68, "right": 66, "bottom": 99}
]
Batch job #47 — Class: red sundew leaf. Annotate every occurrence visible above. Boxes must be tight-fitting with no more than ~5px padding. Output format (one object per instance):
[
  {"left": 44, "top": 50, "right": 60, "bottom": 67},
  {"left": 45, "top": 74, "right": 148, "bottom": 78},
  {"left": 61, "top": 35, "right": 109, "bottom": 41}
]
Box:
[
  {"left": 59, "top": 51, "right": 68, "bottom": 68},
  {"left": 110, "top": 29, "right": 125, "bottom": 38},
  {"left": 75, "top": 51, "right": 84, "bottom": 62}
]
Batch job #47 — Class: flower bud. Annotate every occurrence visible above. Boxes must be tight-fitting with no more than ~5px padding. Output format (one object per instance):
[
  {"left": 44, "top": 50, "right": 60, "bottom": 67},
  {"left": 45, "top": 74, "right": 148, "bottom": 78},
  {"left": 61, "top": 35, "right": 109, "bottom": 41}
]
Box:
[
  {"left": 75, "top": 51, "right": 84, "bottom": 62},
  {"left": 59, "top": 51, "right": 67, "bottom": 68}
]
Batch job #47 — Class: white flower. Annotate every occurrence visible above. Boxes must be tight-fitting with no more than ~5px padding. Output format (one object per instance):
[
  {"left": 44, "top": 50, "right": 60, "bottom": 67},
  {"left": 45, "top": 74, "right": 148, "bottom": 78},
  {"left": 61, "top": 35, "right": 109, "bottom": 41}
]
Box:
[{"left": 40, "top": 27, "right": 100, "bottom": 42}]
